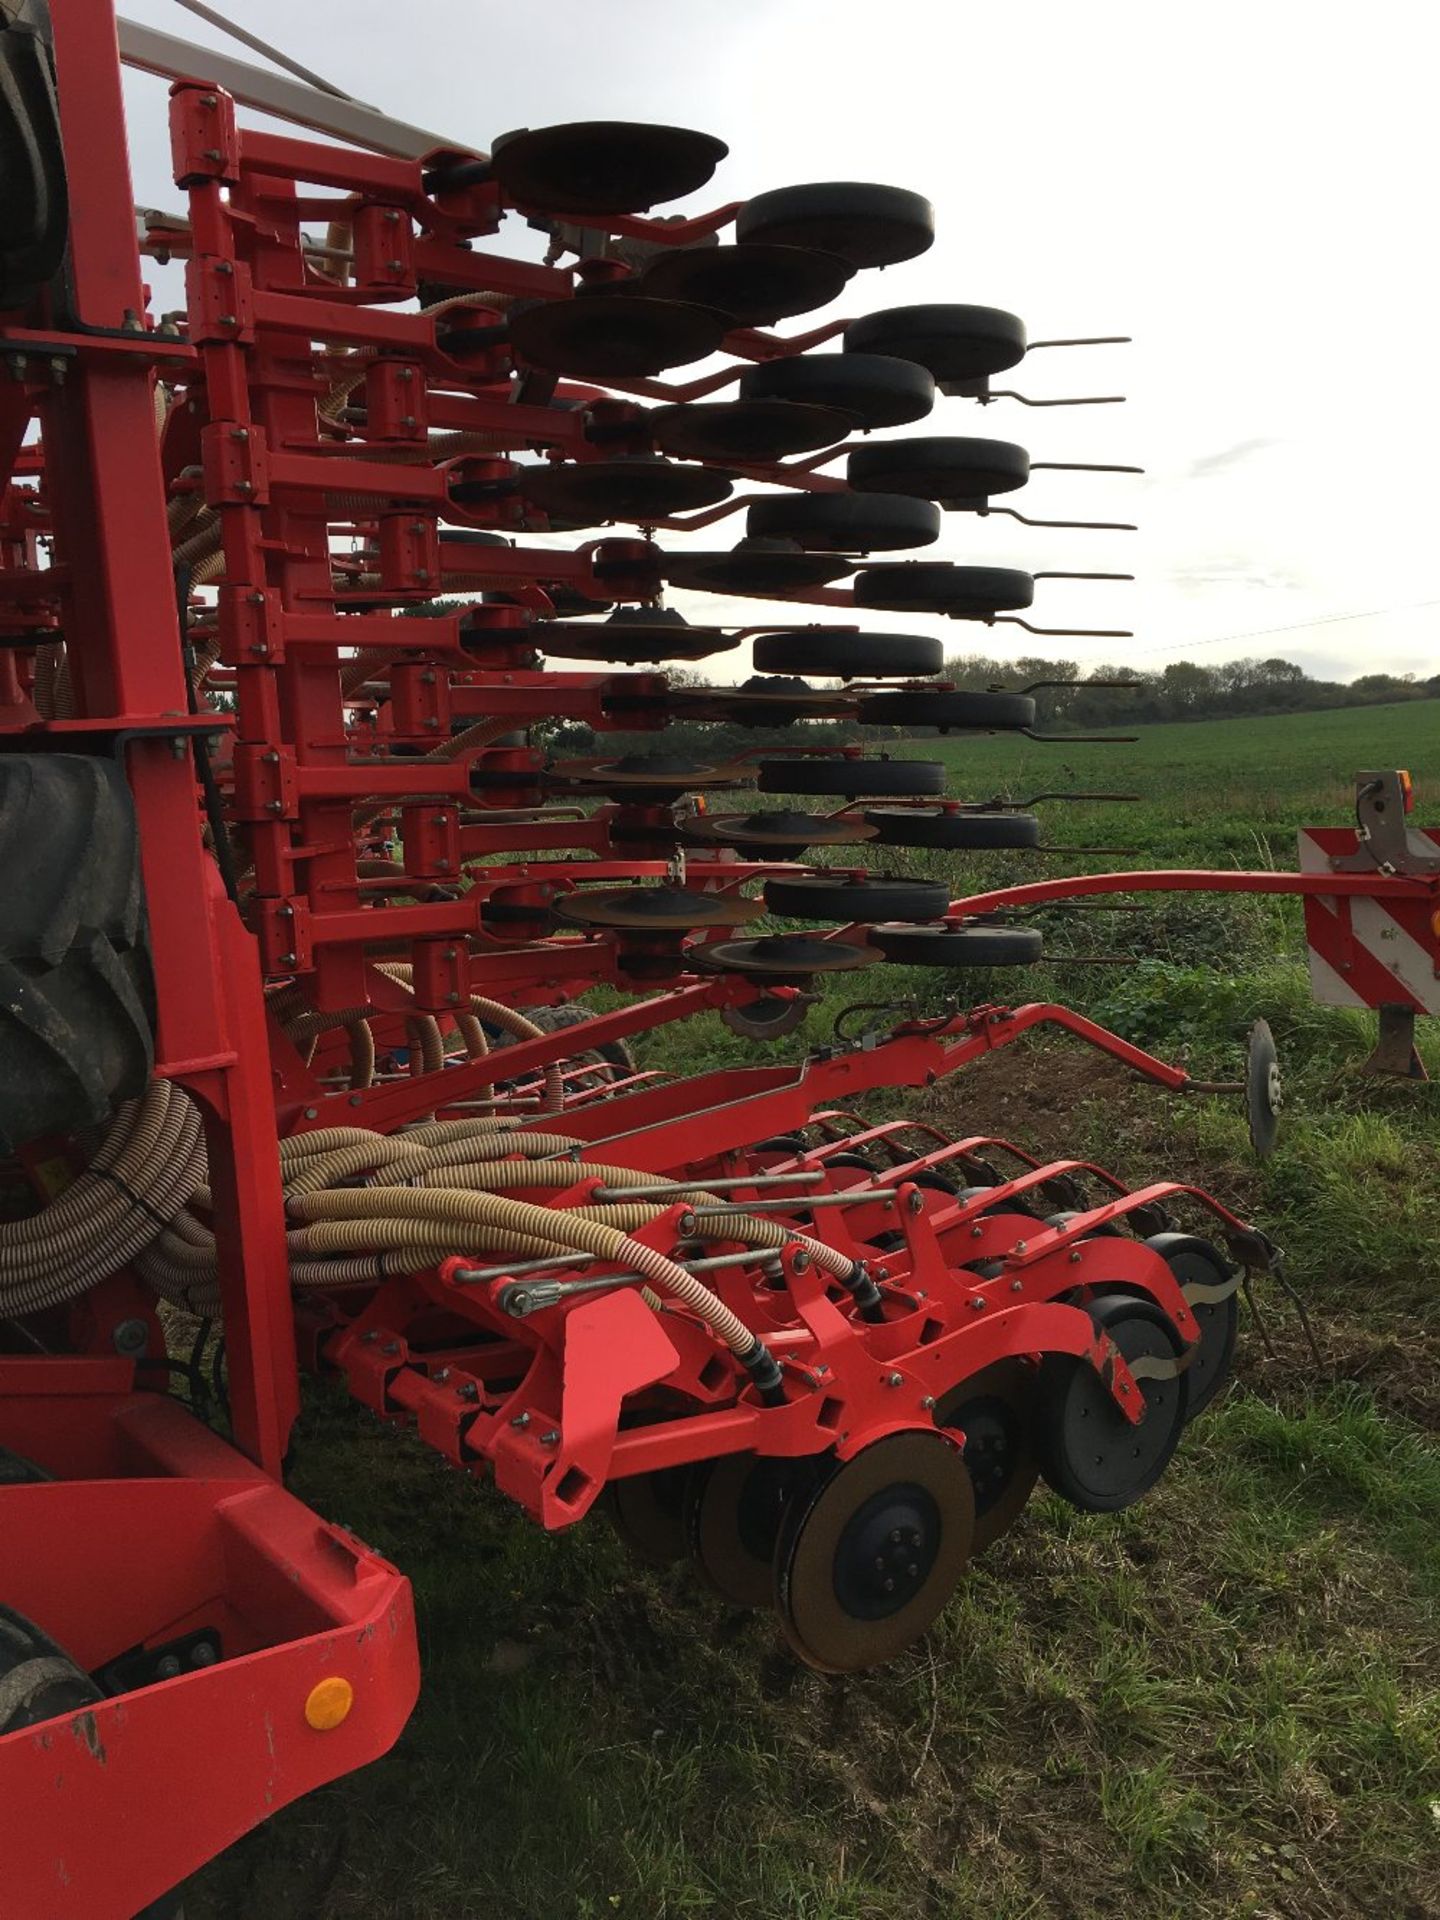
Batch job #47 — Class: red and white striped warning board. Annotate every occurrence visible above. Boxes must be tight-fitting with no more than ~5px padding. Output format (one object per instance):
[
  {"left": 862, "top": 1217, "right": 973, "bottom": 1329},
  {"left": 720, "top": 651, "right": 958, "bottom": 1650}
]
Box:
[{"left": 1298, "top": 827, "right": 1440, "bottom": 1012}]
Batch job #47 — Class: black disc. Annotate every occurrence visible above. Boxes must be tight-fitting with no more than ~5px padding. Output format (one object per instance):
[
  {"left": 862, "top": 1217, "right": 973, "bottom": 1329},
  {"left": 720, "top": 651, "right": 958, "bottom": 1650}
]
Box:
[
  {"left": 852, "top": 562, "right": 1036, "bottom": 616},
  {"left": 721, "top": 996, "right": 813, "bottom": 1040},
  {"left": 844, "top": 304, "right": 1027, "bottom": 384},
  {"left": 1144, "top": 1233, "right": 1239, "bottom": 1418},
  {"left": 848, "top": 436, "right": 1030, "bottom": 502},
  {"left": 858, "top": 688, "right": 1037, "bottom": 731},
  {"left": 640, "top": 243, "right": 853, "bottom": 327},
  {"left": 933, "top": 1359, "right": 1042, "bottom": 1553},
  {"left": 764, "top": 874, "right": 950, "bottom": 923},
  {"left": 699, "top": 934, "right": 873, "bottom": 980},
  {"left": 1037, "top": 1293, "right": 1189, "bottom": 1513},
  {"left": 604, "top": 1466, "right": 693, "bottom": 1563},
  {"left": 509, "top": 294, "right": 727, "bottom": 378},
  {"left": 743, "top": 352, "right": 935, "bottom": 429},
  {"left": 686, "top": 1453, "right": 806, "bottom": 1606},
  {"left": 865, "top": 807, "right": 1041, "bottom": 850},
  {"left": 872, "top": 923, "right": 1043, "bottom": 968},
  {"left": 556, "top": 886, "right": 760, "bottom": 931},
  {"left": 667, "top": 677, "right": 845, "bottom": 726},
  {"left": 650, "top": 397, "right": 851, "bottom": 463},
  {"left": 772, "top": 1431, "right": 974, "bottom": 1673},
  {"left": 538, "top": 607, "right": 734, "bottom": 663},
  {"left": 757, "top": 756, "right": 944, "bottom": 798},
  {"left": 746, "top": 491, "right": 941, "bottom": 554},
  {"left": 519, "top": 456, "right": 732, "bottom": 524},
  {"left": 574, "top": 757, "right": 743, "bottom": 803},
  {"left": 661, "top": 542, "right": 854, "bottom": 596},
  {"left": 490, "top": 120, "right": 728, "bottom": 215},
  {"left": 1247, "top": 1017, "right": 1281, "bottom": 1158},
  {"left": 753, "top": 629, "right": 942, "bottom": 679},
  {"left": 737, "top": 182, "right": 935, "bottom": 270},
  {"left": 687, "top": 808, "right": 873, "bottom": 855}
]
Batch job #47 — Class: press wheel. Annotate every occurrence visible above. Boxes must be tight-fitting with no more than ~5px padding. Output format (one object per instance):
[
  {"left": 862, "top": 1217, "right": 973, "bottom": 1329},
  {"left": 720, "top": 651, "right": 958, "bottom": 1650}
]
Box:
[
  {"left": 772, "top": 1431, "right": 975, "bottom": 1673},
  {"left": 852, "top": 562, "right": 1035, "bottom": 616},
  {"left": 518, "top": 456, "right": 732, "bottom": 524},
  {"left": 737, "top": 181, "right": 935, "bottom": 270},
  {"left": 661, "top": 543, "right": 854, "bottom": 596},
  {"left": 604, "top": 1466, "right": 693, "bottom": 1565},
  {"left": 556, "top": 886, "right": 761, "bottom": 931},
  {"left": 752, "top": 629, "right": 942, "bottom": 679},
  {"left": 1143, "top": 1233, "right": 1239, "bottom": 1418},
  {"left": 489, "top": 121, "right": 728, "bottom": 216},
  {"left": 650, "top": 398, "right": 851, "bottom": 463},
  {"left": 933, "top": 1359, "right": 1041, "bottom": 1553},
  {"left": 509, "top": 294, "right": 727, "bottom": 378},
  {"left": 1037, "top": 1292, "right": 1190, "bottom": 1513},
  {"left": 686, "top": 1454, "right": 809, "bottom": 1607},
  {"left": 640, "top": 243, "right": 853, "bottom": 327}
]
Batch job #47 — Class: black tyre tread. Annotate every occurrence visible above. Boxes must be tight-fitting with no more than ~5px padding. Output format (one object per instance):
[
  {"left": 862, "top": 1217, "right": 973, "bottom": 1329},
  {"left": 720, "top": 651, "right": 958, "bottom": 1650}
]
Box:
[
  {"left": 741, "top": 352, "right": 934, "bottom": 429},
  {"left": 757, "top": 757, "right": 944, "bottom": 797},
  {"left": 847, "top": 436, "right": 1030, "bottom": 501},
  {"left": 752, "top": 630, "right": 942, "bottom": 678},
  {"left": 844, "top": 304, "right": 1027, "bottom": 382},
  {"left": 747, "top": 490, "right": 940, "bottom": 554},
  {"left": 858, "top": 688, "right": 1037, "bottom": 731},
  {"left": 0, "top": 1602, "right": 102, "bottom": 1734},
  {"left": 736, "top": 181, "right": 934, "bottom": 269},
  {"left": 0, "top": 755, "right": 144, "bottom": 962},
  {"left": 492, "top": 1001, "right": 637, "bottom": 1076},
  {"left": 872, "top": 923, "right": 1043, "bottom": 968},
  {"left": 864, "top": 807, "right": 1041, "bottom": 850},
  {"left": 852, "top": 562, "right": 1035, "bottom": 615}
]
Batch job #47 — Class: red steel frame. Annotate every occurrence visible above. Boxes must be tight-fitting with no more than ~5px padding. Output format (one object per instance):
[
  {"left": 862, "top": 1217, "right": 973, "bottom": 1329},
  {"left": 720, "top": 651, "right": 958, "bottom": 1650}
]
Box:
[{"left": 2, "top": 10, "right": 1433, "bottom": 1911}]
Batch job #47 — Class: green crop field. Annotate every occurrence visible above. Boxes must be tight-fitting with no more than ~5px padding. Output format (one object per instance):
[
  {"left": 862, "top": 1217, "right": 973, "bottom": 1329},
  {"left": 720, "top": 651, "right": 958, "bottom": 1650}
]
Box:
[{"left": 191, "top": 702, "right": 1440, "bottom": 1920}]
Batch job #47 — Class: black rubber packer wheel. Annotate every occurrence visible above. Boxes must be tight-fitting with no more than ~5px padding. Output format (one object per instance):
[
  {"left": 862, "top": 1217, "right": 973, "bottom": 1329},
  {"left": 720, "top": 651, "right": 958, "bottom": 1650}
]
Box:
[
  {"left": 639, "top": 243, "right": 853, "bottom": 327},
  {"left": 752, "top": 630, "right": 943, "bottom": 678},
  {"left": 933, "top": 1358, "right": 1042, "bottom": 1553},
  {"left": 1143, "top": 1233, "right": 1239, "bottom": 1418},
  {"left": 517, "top": 456, "right": 732, "bottom": 525},
  {"left": 848, "top": 436, "right": 1030, "bottom": 501},
  {"left": 509, "top": 294, "right": 727, "bottom": 379},
  {"left": 872, "top": 923, "right": 1043, "bottom": 967},
  {"left": 757, "top": 757, "right": 944, "bottom": 797},
  {"left": 746, "top": 490, "right": 940, "bottom": 554},
  {"left": 0, "top": 755, "right": 155, "bottom": 1154},
  {"left": 844, "top": 304, "right": 1027, "bottom": 383},
  {"left": 864, "top": 807, "right": 1041, "bottom": 850},
  {"left": 764, "top": 875, "right": 950, "bottom": 923},
  {"left": 737, "top": 182, "right": 935, "bottom": 269},
  {"left": 852, "top": 562, "right": 1035, "bottom": 616},
  {"left": 743, "top": 351, "right": 935, "bottom": 429},
  {"left": 0, "top": 1602, "right": 102, "bottom": 1733},
  {"left": 858, "top": 688, "right": 1036, "bottom": 731},
  {"left": 489, "top": 121, "right": 728, "bottom": 215},
  {"left": 1036, "top": 1292, "right": 1189, "bottom": 1513},
  {"left": 661, "top": 542, "right": 854, "bottom": 596}
]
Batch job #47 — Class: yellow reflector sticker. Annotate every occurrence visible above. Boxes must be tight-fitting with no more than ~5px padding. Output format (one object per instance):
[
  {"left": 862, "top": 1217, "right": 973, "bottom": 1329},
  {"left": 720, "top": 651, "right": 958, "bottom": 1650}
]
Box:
[{"left": 304, "top": 1676, "right": 354, "bottom": 1731}]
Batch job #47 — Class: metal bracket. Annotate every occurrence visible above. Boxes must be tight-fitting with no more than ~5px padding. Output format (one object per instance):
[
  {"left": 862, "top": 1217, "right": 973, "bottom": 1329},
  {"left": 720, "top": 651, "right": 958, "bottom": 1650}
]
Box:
[{"left": 1331, "top": 771, "right": 1440, "bottom": 876}]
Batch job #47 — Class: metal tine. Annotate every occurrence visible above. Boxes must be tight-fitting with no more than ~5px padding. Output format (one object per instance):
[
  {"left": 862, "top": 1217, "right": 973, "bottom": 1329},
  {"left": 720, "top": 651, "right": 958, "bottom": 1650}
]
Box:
[
  {"left": 687, "top": 1190, "right": 894, "bottom": 1218},
  {"left": 996, "top": 619, "right": 1135, "bottom": 638},
  {"left": 986, "top": 390, "right": 1125, "bottom": 407},
  {"left": 1021, "top": 728, "right": 1139, "bottom": 744},
  {"left": 1015, "top": 791, "right": 1141, "bottom": 805},
  {"left": 976, "top": 508, "right": 1138, "bottom": 532},
  {"left": 1029, "top": 461, "right": 1145, "bottom": 474},
  {"left": 1032, "top": 571, "right": 1135, "bottom": 581},
  {"left": 1019, "top": 678, "right": 1142, "bottom": 695},
  {"left": 1026, "top": 336, "right": 1133, "bottom": 349}
]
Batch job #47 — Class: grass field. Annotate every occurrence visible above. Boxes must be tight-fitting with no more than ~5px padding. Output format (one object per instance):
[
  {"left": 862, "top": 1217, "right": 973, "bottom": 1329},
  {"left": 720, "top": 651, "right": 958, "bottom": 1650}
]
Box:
[{"left": 191, "top": 700, "right": 1440, "bottom": 1920}]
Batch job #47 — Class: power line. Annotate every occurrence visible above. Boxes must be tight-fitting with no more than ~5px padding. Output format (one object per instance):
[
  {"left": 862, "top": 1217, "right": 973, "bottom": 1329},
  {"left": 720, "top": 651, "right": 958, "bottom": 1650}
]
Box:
[{"left": 1131, "top": 597, "right": 1440, "bottom": 659}]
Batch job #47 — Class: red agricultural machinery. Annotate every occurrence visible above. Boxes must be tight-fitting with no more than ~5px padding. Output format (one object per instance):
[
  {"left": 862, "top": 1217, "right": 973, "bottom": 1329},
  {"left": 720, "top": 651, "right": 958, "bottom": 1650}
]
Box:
[{"left": 3, "top": 6, "right": 1439, "bottom": 1913}]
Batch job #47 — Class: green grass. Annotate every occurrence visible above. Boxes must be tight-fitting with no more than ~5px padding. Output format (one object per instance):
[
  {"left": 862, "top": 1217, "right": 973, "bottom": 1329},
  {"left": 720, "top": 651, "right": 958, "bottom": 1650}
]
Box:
[{"left": 190, "top": 703, "right": 1440, "bottom": 1920}]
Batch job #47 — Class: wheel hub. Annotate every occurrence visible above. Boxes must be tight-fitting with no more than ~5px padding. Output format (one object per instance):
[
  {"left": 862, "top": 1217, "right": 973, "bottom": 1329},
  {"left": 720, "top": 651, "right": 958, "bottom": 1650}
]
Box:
[{"left": 832, "top": 1482, "right": 940, "bottom": 1619}]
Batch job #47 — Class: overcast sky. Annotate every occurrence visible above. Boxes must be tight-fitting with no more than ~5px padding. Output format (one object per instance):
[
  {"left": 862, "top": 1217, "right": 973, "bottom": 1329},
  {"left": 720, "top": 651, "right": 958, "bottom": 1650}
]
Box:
[{"left": 118, "top": 0, "right": 1440, "bottom": 682}]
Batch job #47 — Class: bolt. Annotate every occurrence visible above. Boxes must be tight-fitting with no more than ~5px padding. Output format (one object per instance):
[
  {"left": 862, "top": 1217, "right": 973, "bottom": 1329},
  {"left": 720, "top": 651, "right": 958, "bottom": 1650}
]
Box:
[
  {"left": 458, "top": 1382, "right": 480, "bottom": 1402},
  {"left": 398, "top": 366, "right": 414, "bottom": 382},
  {"left": 886, "top": 1371, "right": 903, "bottom": 1387},
  {"left": 262, "top": 749, "right": 280, "bottom": 764},
  {"left": 792, "top": 1250, "right": 810, "bottom": 1273},
  {"left": 156, "top": 1654, "right": 183, "bottom": 1679},
  {"left": 200, "top": 93, "right": 219, "bottom": 107},
  {"left": 1119, "top": 1381, "right": 1131, "bottom": 1395},
  {"left": 277, "top": 949, "right": 296, "bottom": 967},
  {"left": 202, "top": 148, "right": 223, "bottom": 163},
  {"left": 1010, "top": 1279, "right": 1023, "bottom": 1293},
  {"left": 920, "top": 1395, "right": 935, "bottom": 1410},
  {"left": 971, "top": 1225, "right": 983, "bottom": 1239},
  {"left": 384, "top": 209, "right": 401, "bottom": 224},
  {"left": 400, "top": 414, "right": 417, "bottom": 429},
  {"left": 191, "top": 1642, "right": 218, "bottom": 1667},
  {"left": 112, "top": 1318, "right": 148, "bottom": 1357},
  {"left": 434, "top": 1369, "right": 451, "bottom": 1384},
  {"left": 907, "top": 1191, "right": 924, "bottom": 1214},
  {"left": 230, "top": 427, "right": 249, "bottom": 443},
  {"left": 1069, "top": 1250, "right": 1082, "bottom": 1264},
  {"left": 249, "top": 642, "right": 269, "bottom": 656},
  {"left": 348, "top": 1094, "right": 363, "bottom": 1107},
  {"left": 217, "top": 313, "right": 237, "bottom": 327},
  {"left": 361, "top": 1330, "right": 379, "bottom": 1343},
  {"left": 1014, "top": 1240, "right": 1027, "bottom": 1254},
  {"left": 889, "top": 1530, "right": 902, "bottom": 1544},
  {"left": 971, "top": 1297, "right": 986, "bottom": 1312},
  {"left": 304, "top": 1107, "right": 318, "bottom": 1120},
  {"left": 510, "top": 1410, "right": 531, "bottom": 1428}
]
